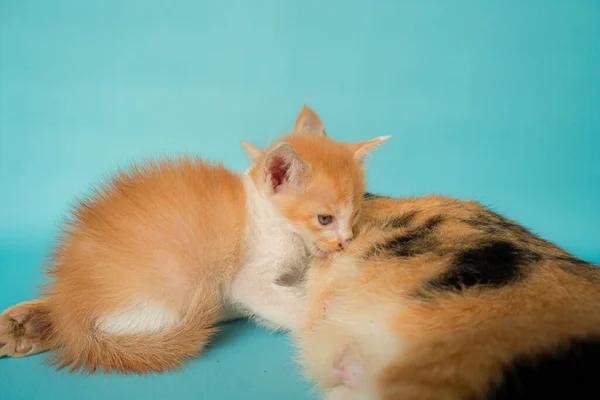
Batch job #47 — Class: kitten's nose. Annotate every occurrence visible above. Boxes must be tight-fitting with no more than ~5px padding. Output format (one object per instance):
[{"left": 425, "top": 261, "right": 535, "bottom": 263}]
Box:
[{"left": 338, "top": 235, "right": 354, "bottom": 250}]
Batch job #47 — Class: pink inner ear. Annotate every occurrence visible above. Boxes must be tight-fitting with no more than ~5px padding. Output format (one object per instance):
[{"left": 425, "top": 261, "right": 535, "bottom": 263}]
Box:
[{"left": 269, "top": 156, "right": 288, "bottom": 192}]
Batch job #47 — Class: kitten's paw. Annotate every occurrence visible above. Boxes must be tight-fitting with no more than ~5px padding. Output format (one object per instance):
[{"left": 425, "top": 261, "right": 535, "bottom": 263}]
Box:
[{"left": 0, "top": 301, "right": 51, "bottom": 358}]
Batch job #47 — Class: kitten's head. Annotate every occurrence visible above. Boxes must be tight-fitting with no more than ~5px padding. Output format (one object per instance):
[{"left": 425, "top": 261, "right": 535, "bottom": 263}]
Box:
[{"left": 243, "top": 106, "right": 389, "bottom": 257}]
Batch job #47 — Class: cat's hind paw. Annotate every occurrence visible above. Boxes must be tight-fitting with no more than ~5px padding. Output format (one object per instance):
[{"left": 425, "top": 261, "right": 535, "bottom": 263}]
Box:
[{"left": 0, "top": 300, "right": 52, "bottom": 358}]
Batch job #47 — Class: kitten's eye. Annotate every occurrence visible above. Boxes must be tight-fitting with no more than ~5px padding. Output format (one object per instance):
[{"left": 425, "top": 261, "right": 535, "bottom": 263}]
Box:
[{"left": 317, "top": 215, "right": 333, "bottom": 226}]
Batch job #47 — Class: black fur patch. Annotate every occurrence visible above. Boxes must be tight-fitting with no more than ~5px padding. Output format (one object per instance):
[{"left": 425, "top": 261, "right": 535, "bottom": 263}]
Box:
[
  {"left": 553, "top": 254, "right": 600, "bottom": 282},
  {"left": 552, "top": 254, "right": 592, "bottom": 266},
  {"left": 425, "top": 241, "right": 540, "bottom": 292},
  {"left": 466, "top": 208, "right": 600, "bottom": 282},
  {"left": 465, "top": 210, "right": 530, "bottom": 236},
  {"left": 368, "top": 215, "right": 443, "bottom": 258},
  {"left": 363, "top": 192, "right": 382, "bottom": 200},
  {"left": 384, "top": 211, "right": 419, "bottom": 229},
  {"left": 422, "top": 215, "right": 445, "bottom": 230},
  {"left": 480, "top": 336, "right": 600, "bottom": 399}
]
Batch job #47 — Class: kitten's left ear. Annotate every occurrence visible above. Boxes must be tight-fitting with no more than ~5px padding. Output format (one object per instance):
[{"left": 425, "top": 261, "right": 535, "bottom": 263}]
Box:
[
  {"left": 240, "top": 140, "right": 263, "bottom": 162},
  {"left": 348, "top": 136, "right": 391, "bottom": 163},
  {"left": 263, "top": 143, "right": 311, "bottom": 193},
  {"left": 293, "top": 105, "right": 326, "bottom": 136}
]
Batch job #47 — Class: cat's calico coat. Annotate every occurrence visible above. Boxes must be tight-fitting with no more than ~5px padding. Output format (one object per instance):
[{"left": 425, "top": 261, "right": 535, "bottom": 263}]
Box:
[
  {"left": 0, "top": 106, "right": 388, "bottom": 373},
  {"left": 296, "top": 193, "right": 600, "bottom": 399}
]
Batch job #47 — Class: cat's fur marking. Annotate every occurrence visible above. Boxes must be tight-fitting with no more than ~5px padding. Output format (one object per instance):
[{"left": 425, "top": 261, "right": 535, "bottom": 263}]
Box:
[
  {"left": 297, "top": 194, "right": 600, "bottom": 400},
  {"left": 365, "top": 214, "right": 444, "bottom": 259},
  {"left": 481, "top": 336, "right": 600, "bottom": 399},
  {"left": 363, "top": 192, "right": 382, "bottom": 200},
  {"left": 423, "top": 240, "right": 541, "bottom": 294},
  {"left": 383, "top": 210, "right": 420, "bottom": 230},
  {"left": 95, "top": 299, "right": 180, "bottom": 335}
]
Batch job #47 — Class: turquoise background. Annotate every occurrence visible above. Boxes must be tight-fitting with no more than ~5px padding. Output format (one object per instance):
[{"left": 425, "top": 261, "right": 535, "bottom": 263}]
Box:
[{"left": 1, "top": 1, "right": 599, "bottom": 399}]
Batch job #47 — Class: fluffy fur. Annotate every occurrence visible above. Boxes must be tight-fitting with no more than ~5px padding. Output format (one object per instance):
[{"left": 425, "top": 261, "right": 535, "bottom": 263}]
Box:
[
  {"left": 295, "top": 193, "right": 600, "bottom": 400},
  {"left": 0, "top": 106, "right": 388, "bottom": 373}
]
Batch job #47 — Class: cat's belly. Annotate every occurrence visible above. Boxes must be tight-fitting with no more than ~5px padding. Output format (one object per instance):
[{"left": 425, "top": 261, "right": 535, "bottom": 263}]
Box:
[{"left": 297, "top": 289, "right": 404, "bottom": 390}]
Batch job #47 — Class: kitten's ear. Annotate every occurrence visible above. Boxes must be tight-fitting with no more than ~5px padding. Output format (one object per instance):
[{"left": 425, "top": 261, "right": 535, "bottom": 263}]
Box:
[
  {"left": 293, "top": 105, "right": 326, "bottom": 136},
  {"left": 263, "top": 143, "right": 311, "bottom": 193},
  {"left": 348, "top": 136, "right": 391, "bottom": 163},
  {"left": 240, "top": 140, "right": 263, "bottom": 162}
]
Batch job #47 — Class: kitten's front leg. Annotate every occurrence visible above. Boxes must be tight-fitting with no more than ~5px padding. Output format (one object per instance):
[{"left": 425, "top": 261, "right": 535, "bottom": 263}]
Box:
[{"left": 228, "top": 270, "right": 307, "bottom": 331}]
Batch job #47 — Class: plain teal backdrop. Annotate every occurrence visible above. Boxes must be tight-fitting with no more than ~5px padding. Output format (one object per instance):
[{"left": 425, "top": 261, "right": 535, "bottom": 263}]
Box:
[{"left": 1, "top": 1, "right": 599, "bottom": 399}]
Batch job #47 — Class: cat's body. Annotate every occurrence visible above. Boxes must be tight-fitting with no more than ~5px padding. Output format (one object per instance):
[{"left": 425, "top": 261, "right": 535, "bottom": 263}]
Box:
[
  {"left": 0, "top": 106, "right": 388, "bottom": 373},
  {"left": 296, "top": 193, "right": 600, "bottom": 400}
]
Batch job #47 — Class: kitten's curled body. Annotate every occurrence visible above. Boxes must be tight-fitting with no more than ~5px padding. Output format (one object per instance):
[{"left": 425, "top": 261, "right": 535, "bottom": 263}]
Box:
[
  {"left": 0, "top": 106, "right": 388, "bottom": 373},
  {"left": 297, "top": 194, "right": 600, "bottom": 400}
]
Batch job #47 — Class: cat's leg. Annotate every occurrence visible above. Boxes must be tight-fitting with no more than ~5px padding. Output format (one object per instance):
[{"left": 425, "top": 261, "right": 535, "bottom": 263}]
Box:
[{"left": 0, "top": 299, "right": 54, "bottom": 358}]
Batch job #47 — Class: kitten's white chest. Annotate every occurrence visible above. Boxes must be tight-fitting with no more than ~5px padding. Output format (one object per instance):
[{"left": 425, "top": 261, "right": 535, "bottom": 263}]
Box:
[
  {"left": 241, "top": 176, "right": 306, "bottom": 273},
  {"left": 226, "top": 176, "right": 309, "bottom": 330},
  {"left": 241, "top": 212, "right": 305, "bottom": 279}
]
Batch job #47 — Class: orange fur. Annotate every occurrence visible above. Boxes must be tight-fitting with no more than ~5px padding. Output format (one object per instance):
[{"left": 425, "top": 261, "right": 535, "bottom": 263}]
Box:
[
  {"left": 296, "top": 194, "right": 600, "bottom": 399},
  {"left": 0, "top": 106, "right": 389, "bottom": 373},
  {"left": 248, "top": 123, "right": 389, "bottom": 255},
  {"left": 45, "top": 158, "right": 245, "bottom": 373}
]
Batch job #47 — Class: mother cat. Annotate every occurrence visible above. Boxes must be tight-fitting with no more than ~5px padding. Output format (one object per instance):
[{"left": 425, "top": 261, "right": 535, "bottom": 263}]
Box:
[{"left": 295, "top": 193, "right": 600, "bottom": 399}]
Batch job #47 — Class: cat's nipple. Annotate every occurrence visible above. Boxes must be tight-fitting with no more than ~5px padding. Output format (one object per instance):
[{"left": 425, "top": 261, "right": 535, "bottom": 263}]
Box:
[
  {"left": 332, "top": 361, "right": 363, "bottom": 388},
  {"left": 332, "top": 346, "right": 363, "bottom": 388}
]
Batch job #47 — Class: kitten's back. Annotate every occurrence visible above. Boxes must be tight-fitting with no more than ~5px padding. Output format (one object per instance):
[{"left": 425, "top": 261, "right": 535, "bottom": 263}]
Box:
[{"left": 43, "top": 156, "right": 248, "bottom": 372}]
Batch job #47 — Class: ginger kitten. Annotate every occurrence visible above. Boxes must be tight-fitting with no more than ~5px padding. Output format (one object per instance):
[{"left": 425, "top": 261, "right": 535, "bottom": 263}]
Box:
[
  {"left": 0, "top": 106, "right": 389, "bottom": 373},
  {"left": 297, "top": 194, "right": 600, "bottom": 400}
]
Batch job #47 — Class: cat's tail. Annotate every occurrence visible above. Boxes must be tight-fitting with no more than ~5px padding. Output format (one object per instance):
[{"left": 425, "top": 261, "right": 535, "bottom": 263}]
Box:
[{"left": 46, "top": 289, "right": 222, "bottom": 374}]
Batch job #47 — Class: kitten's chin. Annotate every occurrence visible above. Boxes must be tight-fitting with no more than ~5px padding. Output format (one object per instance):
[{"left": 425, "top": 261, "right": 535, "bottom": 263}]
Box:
[{"left": 312, "top": 244, "right": 337, "bottom": 259}]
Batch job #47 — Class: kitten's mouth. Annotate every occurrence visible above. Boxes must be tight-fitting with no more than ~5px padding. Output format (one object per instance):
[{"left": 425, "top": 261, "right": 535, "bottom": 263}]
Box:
[{"left": 313, "top": 245, "right": 337, "bottom": 258}]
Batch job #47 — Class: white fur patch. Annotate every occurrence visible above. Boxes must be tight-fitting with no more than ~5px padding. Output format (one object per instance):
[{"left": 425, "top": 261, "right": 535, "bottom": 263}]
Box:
[
  {"left": 335, "top": 203, "right": 354, "bottom": 242},
  {"left": 96, "top": 300, "right": 180, "bottom": 335},
  {"left": 227, "top": 175, "right": 310, "bottom": 330},
  {"left": 329, "top": 257, "right": 403, "bottom": 369},
  {"left": 298, "top": 256, "right": 404, "bottom": 393}
]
